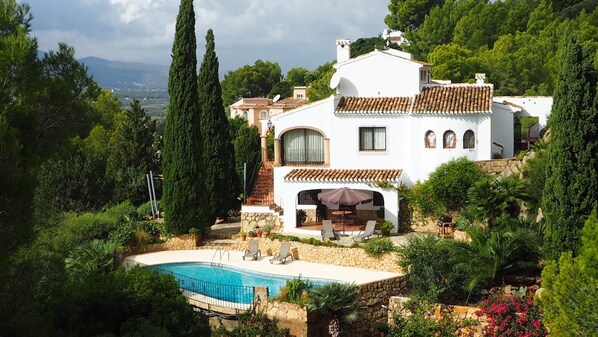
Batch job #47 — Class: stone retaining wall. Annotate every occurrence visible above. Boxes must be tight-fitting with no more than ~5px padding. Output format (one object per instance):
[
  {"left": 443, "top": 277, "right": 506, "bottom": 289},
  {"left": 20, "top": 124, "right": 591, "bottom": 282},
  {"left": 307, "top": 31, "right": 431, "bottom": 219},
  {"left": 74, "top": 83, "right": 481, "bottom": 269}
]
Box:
[
  {"left": 388, "top": 296, "right": 485, "bottom": 336},
  {"left": 262, "top": 275, "right": 407, "bottom": 337},
  {"left": 233, "top": 238, "right": 403, "bottom": 273},
  {"left": 241, "top": 211, "right": 282, "bottom": 232},
  {"left": 349, "top": 276, "right": 408, "bottom": 336}
]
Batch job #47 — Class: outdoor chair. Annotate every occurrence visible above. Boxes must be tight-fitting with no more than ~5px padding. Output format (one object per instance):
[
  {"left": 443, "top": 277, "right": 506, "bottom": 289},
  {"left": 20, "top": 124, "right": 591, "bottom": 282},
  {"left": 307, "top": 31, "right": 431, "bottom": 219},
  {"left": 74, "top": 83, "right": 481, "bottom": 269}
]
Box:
[
  {"left": 270, "top": 242, "right": 293, "bottom": 264},
  {"left": 321, "top": 220, "right": 340, "bottom": 240},
  {"left": 352, "top": 220, "right": 379, "bottom": 242},
  {"left": 242, "top": 239, "right": 261, "bottom": 261}
]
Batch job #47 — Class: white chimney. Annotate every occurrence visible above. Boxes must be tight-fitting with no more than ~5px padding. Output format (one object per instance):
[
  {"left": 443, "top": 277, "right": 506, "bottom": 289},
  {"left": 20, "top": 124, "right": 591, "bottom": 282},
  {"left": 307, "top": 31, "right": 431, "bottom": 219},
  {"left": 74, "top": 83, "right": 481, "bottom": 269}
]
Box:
[
  {"left": 336, "top": 39, "right": 351, "bottom": 63},
  {"left": 475, "top": 73, "right": 486, "bottom": 84}
]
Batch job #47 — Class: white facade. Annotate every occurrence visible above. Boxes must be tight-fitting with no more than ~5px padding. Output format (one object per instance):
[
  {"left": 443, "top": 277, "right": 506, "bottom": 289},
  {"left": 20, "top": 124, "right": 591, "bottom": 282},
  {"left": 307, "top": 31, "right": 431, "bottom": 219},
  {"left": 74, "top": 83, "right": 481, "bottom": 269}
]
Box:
[{"left": 262, "top": 41, "right": 552, "bottom": 235}]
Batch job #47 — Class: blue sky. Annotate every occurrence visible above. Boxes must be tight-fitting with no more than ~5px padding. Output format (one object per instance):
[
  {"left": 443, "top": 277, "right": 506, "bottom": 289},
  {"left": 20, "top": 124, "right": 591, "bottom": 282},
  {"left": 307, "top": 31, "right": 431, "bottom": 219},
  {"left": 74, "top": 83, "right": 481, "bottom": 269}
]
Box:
[{"left": 22, "top": 0, "right": 390, "bottom": 74}]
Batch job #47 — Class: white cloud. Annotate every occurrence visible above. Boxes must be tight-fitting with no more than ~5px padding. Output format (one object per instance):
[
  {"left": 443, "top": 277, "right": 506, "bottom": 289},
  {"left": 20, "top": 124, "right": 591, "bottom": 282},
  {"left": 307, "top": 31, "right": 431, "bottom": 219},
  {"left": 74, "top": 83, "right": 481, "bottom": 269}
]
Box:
[{"left": 27, "top": 0, "right": 389, "bottom": 73}]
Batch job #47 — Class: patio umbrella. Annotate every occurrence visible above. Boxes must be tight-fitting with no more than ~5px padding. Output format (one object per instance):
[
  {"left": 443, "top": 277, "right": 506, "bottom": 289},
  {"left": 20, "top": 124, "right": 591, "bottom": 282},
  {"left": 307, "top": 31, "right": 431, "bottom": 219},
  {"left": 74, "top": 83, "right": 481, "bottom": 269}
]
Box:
[{"left": 317, "top": 187, "right": 372, "bottom": 206}]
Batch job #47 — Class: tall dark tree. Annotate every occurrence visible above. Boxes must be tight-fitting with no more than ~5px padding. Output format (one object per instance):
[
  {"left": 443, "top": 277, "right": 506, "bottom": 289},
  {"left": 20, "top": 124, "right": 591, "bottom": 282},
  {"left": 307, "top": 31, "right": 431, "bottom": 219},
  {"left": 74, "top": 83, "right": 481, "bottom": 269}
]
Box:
[
  {"left": 198, "top": 29, "right": 235, "bottom": 224},
  {"left": 163, "top": 0, "right": 206, "bottom": 234},
  {"left": 542, "top": 34, "right": 598, "bottom": 260},
  {"left": 108, "top": 99, "right": 157, "bottom": 205}
]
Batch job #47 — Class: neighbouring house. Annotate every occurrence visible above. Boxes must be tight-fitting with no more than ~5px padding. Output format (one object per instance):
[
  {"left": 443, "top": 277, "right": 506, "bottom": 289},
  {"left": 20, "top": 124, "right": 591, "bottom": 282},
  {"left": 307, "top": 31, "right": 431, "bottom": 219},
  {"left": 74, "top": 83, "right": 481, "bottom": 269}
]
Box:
[
  {"left": 244, "top": 39, "right": 552, "bottom": 235},
  {"left": 229, "top": 87, "right": 309, "bottom": 136}
]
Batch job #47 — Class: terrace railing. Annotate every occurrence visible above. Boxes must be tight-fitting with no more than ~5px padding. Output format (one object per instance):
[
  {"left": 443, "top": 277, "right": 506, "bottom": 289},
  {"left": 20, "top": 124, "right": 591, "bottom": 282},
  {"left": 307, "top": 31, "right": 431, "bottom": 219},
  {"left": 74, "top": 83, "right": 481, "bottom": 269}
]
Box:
[{"left": 157, "top": 268, "right": 255, "bottom": 312}]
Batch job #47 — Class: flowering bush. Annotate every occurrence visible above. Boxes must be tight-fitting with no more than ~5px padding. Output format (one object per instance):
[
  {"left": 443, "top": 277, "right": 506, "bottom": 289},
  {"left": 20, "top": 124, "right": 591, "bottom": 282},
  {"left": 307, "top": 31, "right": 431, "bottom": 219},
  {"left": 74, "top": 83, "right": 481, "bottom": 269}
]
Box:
[{"left": 477, "top": 293, "right": 547, "bottom": 337}]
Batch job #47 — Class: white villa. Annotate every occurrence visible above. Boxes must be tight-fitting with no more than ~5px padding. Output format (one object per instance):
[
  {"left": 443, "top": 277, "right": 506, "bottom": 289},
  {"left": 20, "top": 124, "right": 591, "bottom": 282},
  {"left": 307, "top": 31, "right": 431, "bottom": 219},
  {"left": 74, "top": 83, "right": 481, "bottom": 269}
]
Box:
[{"left": 244, "top": 39, "right": 552, "bottom": 235}]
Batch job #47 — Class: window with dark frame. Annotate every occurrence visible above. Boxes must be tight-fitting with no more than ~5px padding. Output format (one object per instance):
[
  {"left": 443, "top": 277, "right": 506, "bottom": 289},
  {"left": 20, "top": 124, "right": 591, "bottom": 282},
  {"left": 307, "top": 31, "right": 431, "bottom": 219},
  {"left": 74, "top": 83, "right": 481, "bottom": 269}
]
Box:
[
  {"left": 298, "top": 190, "right": 321, "bottom": 205},
  {"left": 443, "top": 130, "right": 456, "bottom": 148},
  {"left": 463, "top": 130, "right": 475, "bottom": 149},
  {"left": 373, "top": 191, "right": 384, "bottom": 206},
  {"left": 359, "top": 127, "right": 386, "bottom": 151},
  {"left": 425, "top": 130, "right": 436, "bottom": 148}
]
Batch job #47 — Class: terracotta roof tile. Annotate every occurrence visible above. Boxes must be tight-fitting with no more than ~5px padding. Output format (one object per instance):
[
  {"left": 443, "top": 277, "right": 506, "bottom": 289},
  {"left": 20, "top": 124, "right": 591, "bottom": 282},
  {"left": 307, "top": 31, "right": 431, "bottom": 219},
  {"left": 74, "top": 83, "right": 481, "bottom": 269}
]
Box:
[
  {"left": 412, "top": 85, "right": 492, "bottom": 114},
  {"left": 335, "top": 84, "right": 493, "bottom": 115},
  {"left": 335, "top": 96, "right": 412, "bottom": 114},
  {"left": 284, "top": 169, "right": 403, "bottom": 182}
]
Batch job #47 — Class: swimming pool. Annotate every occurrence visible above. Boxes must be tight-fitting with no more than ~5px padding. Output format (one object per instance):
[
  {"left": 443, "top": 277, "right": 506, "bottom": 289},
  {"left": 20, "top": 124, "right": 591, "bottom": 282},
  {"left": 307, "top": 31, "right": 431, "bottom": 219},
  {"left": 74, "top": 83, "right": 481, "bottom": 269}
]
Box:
[{"left": 149, "top": 262, "right": 332, "bottom": 304}]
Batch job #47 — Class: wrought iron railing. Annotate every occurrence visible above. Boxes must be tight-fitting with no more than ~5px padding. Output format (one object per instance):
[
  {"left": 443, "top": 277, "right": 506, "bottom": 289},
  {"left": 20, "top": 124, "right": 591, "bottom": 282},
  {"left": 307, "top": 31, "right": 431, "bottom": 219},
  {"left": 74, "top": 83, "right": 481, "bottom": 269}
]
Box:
[{"left": 156, "top": 268, "right": 255, "bottom": 310}]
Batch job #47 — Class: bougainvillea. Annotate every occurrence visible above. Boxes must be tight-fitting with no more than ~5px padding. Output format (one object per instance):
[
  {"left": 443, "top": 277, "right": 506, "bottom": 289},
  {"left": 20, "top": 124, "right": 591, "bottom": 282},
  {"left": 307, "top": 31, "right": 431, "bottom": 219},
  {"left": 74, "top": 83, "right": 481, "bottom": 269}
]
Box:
[{"left": 477, "top": 293, "right": 547, "bottom": 337}]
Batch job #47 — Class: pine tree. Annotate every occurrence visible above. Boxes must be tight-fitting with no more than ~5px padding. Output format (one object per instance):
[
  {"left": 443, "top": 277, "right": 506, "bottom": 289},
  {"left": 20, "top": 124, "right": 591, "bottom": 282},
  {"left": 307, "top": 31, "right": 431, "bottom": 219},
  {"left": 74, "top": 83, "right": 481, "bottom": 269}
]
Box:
[
  {"left": 198, "top": 29, "right": 235, "bottom": 223},
  {"left": 108, "top": 99, "right": 157, "bottom": 205},
  {"left": 542, "top": 34, "right": 598, "bottom": 260},
  {"left": 162, "top": 0, "right": 206, "bottom": 234}
]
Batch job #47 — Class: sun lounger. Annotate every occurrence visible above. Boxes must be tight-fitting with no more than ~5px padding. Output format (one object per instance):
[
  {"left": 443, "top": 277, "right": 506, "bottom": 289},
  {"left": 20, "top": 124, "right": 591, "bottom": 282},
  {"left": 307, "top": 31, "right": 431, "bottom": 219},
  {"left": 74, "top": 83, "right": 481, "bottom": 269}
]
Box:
[
  {"left": 353, "top": 220, "right": 379, "bottom": 242},
  {"left": 242, "top": 239, "right": 261, "bottom": 261},
  {"left": 270, "top": 242, "right": 293, "bottom": 264},
  {"left": 321, "top": 220, "right": 340, "bottom": 240}
]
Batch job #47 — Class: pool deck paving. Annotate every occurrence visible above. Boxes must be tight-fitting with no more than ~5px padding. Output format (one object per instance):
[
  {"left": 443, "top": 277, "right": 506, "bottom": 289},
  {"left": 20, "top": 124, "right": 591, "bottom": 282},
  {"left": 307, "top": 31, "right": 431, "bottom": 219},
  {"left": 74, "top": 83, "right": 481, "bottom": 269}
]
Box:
[{"left": 124, "top": 249, "right": 402, "bottom": 285}]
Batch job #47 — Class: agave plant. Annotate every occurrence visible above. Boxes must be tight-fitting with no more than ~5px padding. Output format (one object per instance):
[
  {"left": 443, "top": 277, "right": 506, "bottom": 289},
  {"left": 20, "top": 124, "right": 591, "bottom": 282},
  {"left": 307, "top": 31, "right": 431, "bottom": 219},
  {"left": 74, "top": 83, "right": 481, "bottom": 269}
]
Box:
[
  {"left": 65, "top": 239, "right": 121, "bottom": 280},
  {"left": 307, "top": 282, "right": 359, "bottom": 337}
]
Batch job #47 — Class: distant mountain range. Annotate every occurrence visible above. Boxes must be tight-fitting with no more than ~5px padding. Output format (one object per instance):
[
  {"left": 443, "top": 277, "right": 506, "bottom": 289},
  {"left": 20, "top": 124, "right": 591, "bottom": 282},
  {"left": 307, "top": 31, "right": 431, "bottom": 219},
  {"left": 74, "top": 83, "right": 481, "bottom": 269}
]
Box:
[
  {"left": 80, "top": 57, "right": 169, "bottom": 91},
  {"left": 38, "top": 51, "right": 169, "bottom": 90}
]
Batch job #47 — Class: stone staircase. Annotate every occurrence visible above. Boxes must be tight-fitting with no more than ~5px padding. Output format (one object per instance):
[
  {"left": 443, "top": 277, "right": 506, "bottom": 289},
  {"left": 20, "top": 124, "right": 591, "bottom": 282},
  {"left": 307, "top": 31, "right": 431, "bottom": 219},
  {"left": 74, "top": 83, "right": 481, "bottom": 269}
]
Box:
[{"left": 246, "top": 161, "right": 274, "bottom": 205}]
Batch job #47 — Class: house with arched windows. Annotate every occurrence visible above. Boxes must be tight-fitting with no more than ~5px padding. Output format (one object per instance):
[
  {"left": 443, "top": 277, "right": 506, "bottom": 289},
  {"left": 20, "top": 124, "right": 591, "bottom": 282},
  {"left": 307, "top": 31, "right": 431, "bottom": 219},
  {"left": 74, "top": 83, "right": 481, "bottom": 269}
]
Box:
[{"left": 248, "top": 39, "right": 552, "bottom": 235}]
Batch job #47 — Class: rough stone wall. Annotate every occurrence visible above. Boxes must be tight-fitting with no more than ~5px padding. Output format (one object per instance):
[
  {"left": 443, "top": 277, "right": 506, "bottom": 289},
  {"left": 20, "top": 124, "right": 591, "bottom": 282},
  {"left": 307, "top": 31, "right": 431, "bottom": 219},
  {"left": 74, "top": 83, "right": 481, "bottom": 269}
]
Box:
[
  {"left": 388, "top": 296, "right": 486, "bottom": 337},
  {"left": 263, "top": 276, "right": 407, "bottom": 337},
  {"left": 348, "top": 276, "right": 409, "bottom": 336},
  {"left": 233, "top": 238, "right": 403, "bottom": 273},
  {"left": 241, "top": 211, "right": 282, "bottom": 232},
  {"left": 265, "top": 301, "right": 310, "bottom": 337}
]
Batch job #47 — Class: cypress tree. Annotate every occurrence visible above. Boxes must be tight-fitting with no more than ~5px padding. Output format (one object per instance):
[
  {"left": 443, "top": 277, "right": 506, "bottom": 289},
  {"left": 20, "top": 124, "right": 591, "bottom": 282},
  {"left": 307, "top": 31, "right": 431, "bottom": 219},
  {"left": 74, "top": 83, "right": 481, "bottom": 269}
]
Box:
[
  {"left": 163, "top": 0, "right": 207, "bottom": 234},
  {"left": 198, "top": 29, "right": 235, "bottom": 224},
  {"left": 542, "top": 34, "right": 598, "bottom": 260}
]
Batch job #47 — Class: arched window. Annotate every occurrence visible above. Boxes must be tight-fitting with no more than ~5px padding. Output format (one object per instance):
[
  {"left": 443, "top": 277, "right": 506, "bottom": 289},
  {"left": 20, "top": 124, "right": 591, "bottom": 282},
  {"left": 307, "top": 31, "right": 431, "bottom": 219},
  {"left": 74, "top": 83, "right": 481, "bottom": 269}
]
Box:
[
  {"left": 282, "top": 128, "right": 325, "bottom": 165},
  {"left": 425, "top": 130, "right": 436, "bottom": 148},
  {"left": 259, "top": 110, "right": 268, "bottom": 119},
  {"left": 443, "top": 130, "right": 456, "bottom": 148},
  {"left": 463, "top": 130, "right": 475, "bottom": 149}
]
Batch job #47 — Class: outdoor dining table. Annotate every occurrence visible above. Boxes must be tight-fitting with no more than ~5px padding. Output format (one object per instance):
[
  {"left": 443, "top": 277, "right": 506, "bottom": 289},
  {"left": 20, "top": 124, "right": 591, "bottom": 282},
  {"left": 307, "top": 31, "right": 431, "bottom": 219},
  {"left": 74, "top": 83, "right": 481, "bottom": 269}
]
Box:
[{"left": 330, "top": 210, "right": 354, "bottom": 234}]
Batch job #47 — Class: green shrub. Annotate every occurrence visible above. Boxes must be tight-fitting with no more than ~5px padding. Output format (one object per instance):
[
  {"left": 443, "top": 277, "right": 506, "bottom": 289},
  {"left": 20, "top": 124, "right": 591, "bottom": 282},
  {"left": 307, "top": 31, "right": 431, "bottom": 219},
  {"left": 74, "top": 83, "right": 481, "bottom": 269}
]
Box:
[
  {"left": 364, "top": 238, "right": 395, "bottom": 257},
  {"left": 300, "top": 237, "right": 341, "bottom": 247},
  {"left": 379, "top": 220, "right": 395, "bottom": 235},
  {"left": 55, "top": 212, "right": 119, "bottom": 252},
  {"left": 136, "top": 200, "right": 162, "bottom": 219},
  {"left": 108, "top": 221, "right": 136, "bottom": 246},
  {"left": 103, "top": 201, "right": 138, "bottom": 222},
  {"left": 398, "top": 235, "right": 468, "bottom": 303},
  {"left": 268, "top": 233, "right": 301, "bottom": 242},
  {"left": 373, "top": 298, "right": 476, "bottom": 337},
  {"left": 212, "top": 311, "right": 289, "bottom": 337},
  {"left": 423, "top": 157, "right": 483, "bottom": 212},
  {"left": 276, "top": 276, "right": 314, "bottom": 306}
]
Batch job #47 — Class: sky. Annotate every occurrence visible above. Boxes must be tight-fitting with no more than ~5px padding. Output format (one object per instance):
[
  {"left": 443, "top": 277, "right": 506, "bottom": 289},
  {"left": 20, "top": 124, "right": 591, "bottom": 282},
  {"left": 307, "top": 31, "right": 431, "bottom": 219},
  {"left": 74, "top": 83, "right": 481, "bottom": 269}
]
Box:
[{"left": 22, "top": 0, "right": 390, "bottom": 75}]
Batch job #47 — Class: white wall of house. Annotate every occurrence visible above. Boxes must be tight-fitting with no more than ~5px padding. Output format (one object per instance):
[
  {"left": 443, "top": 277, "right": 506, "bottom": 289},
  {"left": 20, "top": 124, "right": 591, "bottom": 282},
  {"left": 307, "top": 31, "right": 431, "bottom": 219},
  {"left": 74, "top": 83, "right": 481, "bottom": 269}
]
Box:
[
  {"left": 406, "top": 114, "right": 492, "bottom": 184},
  {"left": 335, "top": 51, "right": 423, "bottom": 97},
  {"left": 494, "top": 96, "right": 553, "bottom": 130},
  {"left": 490, "top": 107, "right": 515, "bottom": 158}
]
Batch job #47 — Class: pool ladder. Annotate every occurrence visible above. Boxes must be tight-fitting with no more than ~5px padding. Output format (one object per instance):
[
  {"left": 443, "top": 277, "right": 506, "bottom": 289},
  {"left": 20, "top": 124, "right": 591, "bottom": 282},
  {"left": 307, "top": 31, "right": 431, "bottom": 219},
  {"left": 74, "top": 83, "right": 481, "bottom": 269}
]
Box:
[{"left": 211, "top": 249, "right": 229, "bottom": 268}]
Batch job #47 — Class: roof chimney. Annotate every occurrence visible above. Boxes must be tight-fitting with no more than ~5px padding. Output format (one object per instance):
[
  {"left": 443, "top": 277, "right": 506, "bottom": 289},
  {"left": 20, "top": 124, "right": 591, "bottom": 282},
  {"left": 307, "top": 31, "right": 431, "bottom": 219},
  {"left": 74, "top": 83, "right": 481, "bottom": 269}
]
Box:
[
  {"left": 475, "top": 73, "right": 486, "bottom": 84},
  {"left": 336, "top": 39, "right": 351, "bottom": 63}
]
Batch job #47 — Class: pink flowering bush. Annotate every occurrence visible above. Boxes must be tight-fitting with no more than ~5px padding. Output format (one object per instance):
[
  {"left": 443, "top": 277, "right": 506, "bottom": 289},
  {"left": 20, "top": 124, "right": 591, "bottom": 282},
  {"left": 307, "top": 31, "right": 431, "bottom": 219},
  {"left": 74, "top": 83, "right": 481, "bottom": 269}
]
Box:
[{"left": 477, "top": 294, "right": 547, "bottom": 337}]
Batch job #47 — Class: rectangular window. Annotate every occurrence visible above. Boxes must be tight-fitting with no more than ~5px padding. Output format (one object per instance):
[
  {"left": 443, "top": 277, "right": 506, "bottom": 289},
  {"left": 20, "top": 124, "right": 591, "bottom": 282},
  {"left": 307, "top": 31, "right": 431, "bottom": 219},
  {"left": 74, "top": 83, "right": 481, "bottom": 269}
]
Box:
[
  {"left": 420, "top": 70, "right": 428, "bottom": 82},
  {"left": 359, "top": 127, "right": 386, "bottom": 151}
]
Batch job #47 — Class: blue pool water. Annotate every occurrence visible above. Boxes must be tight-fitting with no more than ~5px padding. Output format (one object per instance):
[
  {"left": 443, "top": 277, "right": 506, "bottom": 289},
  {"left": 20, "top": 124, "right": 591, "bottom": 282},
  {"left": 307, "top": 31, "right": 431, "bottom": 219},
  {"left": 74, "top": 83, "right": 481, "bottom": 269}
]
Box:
[{"left": 149, "top": 262, "right": 332, "bottom": 304}]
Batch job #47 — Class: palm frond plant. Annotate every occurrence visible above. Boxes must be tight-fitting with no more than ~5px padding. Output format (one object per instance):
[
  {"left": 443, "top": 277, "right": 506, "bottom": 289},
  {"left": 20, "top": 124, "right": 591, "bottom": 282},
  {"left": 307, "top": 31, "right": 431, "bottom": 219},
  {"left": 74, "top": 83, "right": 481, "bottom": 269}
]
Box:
[
  {"left": 307, "top": 282, "right": 359, "bottom": 337},
  {"left": 450, "top": 223, "right": 543, "bottom": 302}
]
